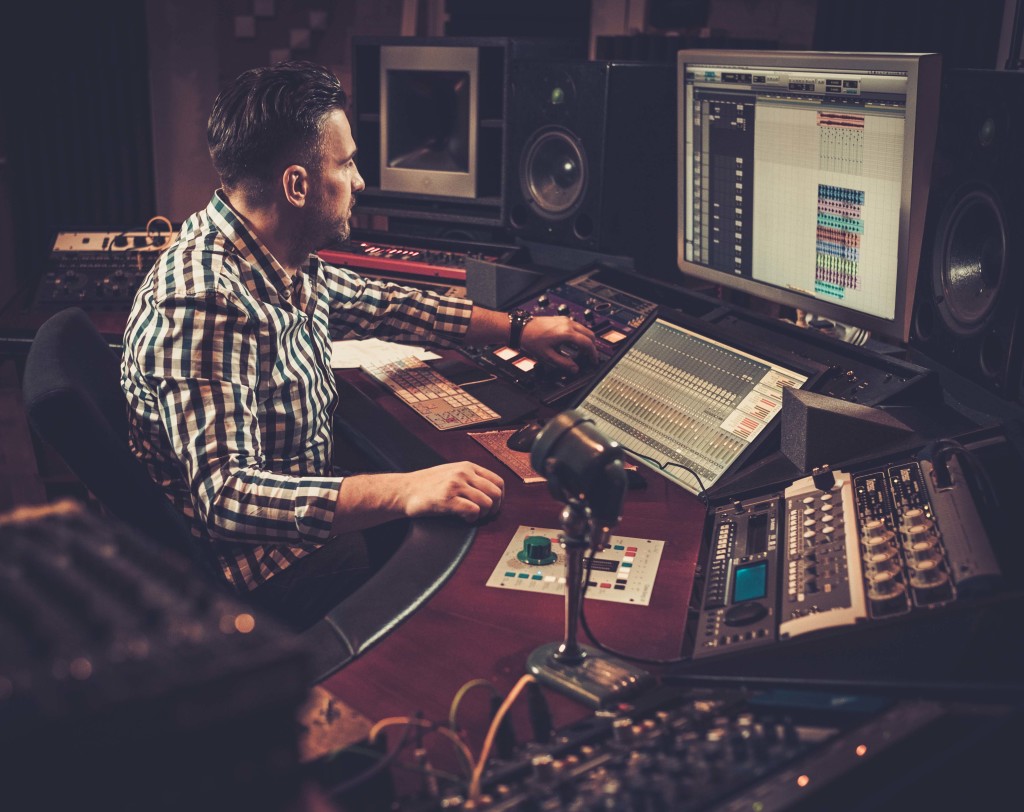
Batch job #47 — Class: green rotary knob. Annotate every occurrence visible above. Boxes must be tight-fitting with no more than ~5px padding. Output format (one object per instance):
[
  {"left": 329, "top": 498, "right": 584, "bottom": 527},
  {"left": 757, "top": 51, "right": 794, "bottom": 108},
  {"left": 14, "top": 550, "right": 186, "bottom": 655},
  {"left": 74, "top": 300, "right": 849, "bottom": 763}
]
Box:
[{"left": 518, "top": 535, "right": 558, "bottom": 566}]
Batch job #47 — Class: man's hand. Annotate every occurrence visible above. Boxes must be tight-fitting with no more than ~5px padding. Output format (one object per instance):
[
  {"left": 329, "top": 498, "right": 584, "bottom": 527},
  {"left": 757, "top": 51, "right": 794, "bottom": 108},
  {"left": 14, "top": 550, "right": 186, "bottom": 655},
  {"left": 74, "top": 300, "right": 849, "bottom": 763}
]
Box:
[
  {"left": 335, "top": 462, "right": 505, "bottom": 533},
  {"left": 520, "top": 316, "right": 599, "bottom": 374},
  {"left": 398, "top": 462, "right": 505, "bottom": 521}
]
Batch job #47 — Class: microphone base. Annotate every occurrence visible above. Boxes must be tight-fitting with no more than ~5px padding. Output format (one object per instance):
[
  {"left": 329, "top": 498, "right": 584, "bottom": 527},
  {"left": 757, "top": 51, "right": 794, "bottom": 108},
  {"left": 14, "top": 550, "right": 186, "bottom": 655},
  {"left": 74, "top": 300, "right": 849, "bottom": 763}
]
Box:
[{"left": 526, "top": 642, "right": 654, "bottom": 708}]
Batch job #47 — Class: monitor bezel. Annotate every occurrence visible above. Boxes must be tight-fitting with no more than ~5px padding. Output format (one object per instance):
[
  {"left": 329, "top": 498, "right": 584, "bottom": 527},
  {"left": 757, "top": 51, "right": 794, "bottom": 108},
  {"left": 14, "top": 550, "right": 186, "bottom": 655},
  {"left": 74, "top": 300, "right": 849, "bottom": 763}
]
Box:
[
  {"left": 676, "top": 50, "right": 942, "bottom": 343},
  {"left": 379, "top": 44, "right": 479, "bottom": 200}
]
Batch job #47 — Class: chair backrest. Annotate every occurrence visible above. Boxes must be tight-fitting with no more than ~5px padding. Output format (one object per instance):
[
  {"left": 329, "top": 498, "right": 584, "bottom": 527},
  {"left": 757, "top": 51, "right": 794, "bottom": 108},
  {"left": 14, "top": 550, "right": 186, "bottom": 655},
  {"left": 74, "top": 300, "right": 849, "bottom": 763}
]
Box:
[{"left": 22, "top": 307, "right": 218, "bottom": 579}]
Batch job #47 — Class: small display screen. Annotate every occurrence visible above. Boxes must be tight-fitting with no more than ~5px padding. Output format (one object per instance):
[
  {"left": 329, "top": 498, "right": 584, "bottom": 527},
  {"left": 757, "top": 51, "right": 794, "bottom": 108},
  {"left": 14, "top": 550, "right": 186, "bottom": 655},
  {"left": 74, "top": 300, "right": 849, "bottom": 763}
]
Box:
[
  {"left": 513, "top": 357, "right": 537, "bottom": 372},
  {"left": 732, "top": 561, "right": 767, "bottom": 603},
  {"left": 494, "top": 346, "right": 518, "bottom": 361}
]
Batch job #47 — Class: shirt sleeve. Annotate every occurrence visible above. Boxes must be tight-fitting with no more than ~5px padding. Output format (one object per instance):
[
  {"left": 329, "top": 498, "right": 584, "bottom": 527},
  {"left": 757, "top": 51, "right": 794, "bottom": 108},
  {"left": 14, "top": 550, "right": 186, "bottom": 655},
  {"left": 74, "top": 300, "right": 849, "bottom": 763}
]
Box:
[
  {"left": 319, "top": 259, "right": 475, "bottom": 345},
  {"left": 151, "top": 289, "right": 344, "bottom": 546}
]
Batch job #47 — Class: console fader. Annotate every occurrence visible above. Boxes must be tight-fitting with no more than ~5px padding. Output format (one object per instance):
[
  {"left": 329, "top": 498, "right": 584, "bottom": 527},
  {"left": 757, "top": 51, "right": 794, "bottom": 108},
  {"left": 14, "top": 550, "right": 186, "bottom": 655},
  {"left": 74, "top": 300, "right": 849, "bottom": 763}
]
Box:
[{"left": 458, "top": 270, "right": 656, "bottom": 407}]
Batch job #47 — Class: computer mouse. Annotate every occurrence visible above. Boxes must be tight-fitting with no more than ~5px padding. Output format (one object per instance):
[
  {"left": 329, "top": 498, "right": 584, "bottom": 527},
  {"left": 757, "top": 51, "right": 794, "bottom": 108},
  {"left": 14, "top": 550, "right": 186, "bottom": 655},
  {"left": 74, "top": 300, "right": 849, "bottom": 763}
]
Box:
[{"left": 506, "top": 419, "right": 547, "bottom": 453}]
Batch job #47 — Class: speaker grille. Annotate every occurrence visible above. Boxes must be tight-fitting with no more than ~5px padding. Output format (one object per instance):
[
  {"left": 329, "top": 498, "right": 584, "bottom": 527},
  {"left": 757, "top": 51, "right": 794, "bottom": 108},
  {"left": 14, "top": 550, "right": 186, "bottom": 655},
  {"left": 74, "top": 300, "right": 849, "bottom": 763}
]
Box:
[
  {"left": 933, "top": 186, "right": 1006, "bottom": 336},
  {"left": 910, "top": 69, "right": 1024, "bottom": 403},
  {"left": 520, "top": 127, "right": 587, "bottom": 217}
]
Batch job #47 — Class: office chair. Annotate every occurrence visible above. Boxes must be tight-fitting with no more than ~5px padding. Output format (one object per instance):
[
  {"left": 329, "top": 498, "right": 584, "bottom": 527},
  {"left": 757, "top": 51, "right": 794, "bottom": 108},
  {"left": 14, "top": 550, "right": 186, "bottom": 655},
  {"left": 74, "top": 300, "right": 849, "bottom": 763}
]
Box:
[
  {"left": 21, "top": 306, "right": 220, "bottom": 581},
  {"left": 22, "top": 307, "right": 478, "bottom": 679}
]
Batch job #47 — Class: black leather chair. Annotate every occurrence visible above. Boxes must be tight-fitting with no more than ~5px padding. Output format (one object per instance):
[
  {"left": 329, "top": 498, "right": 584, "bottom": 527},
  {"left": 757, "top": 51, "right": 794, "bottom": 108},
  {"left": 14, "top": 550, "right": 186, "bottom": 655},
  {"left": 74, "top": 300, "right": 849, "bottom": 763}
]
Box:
[
  {"left": 21, "top": 306, "right": 220, "bottom": 580},
  {"left": 22, "top": 307, "right": 478, "bottom": 680}
]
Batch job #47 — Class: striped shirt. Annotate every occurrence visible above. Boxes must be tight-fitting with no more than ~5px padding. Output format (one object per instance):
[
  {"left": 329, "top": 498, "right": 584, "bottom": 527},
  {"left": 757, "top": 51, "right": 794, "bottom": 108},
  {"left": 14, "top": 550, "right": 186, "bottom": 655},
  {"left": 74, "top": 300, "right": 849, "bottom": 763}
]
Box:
[{"left": 121, "top": 192, "right": 474, "bottom": 591}]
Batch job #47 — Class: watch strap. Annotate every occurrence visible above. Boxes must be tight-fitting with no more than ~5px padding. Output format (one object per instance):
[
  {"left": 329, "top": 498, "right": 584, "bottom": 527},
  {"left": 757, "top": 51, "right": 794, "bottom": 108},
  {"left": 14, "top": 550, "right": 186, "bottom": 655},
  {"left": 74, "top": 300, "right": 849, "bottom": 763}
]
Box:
[{"left": 508, "top": 309, "right": 533, "bottom": 350}]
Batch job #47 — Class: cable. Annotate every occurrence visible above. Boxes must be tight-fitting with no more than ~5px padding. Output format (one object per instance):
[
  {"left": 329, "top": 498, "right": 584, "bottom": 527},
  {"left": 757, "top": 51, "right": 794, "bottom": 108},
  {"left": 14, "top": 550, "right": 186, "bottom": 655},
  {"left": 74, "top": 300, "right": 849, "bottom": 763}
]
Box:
[
  {"left": 619, "top": 445, "right": 709, "bottom": 506},
  {"left": 327, "top": 721, "right": 413, "bottom": 798},
  {"left": 145, "top": 215, "right": 174, "bottom": 249},
  {"left": 448, "top": 677, "right": 500, "bottom": 733},
  {"left": 107, "top": 216, "right": 174, "bottom": 253},
  {"left": 369, "top": 716, "right": 475, "bottom": 779},
  {"left": 578, "top": 545, "right": 690, "bottom": 666},
  {"left": 469, "top": 673, "right": 537, "bottom": 802}
]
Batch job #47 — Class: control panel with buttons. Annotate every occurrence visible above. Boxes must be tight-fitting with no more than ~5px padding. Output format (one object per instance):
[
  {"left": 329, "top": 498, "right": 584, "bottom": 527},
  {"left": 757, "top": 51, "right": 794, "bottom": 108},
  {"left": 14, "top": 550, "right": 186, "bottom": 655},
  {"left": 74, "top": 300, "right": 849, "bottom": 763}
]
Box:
[
  {"left": 31, "top": 231, "right": 169, "bottom": 312},
  {"left": 685, "top": 442, "right": 1003, "bottom": 662},
  {"left": 458, "top": 269, "right": 657, "bottom": 408}
]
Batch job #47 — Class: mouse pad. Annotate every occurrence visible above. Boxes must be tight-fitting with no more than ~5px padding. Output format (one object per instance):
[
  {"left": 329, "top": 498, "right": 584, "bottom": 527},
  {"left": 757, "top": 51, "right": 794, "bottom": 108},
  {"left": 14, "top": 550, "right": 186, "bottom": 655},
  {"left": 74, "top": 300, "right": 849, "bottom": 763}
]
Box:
[{"left": 468, "top": 429, "right": 545, "bottom": 483}]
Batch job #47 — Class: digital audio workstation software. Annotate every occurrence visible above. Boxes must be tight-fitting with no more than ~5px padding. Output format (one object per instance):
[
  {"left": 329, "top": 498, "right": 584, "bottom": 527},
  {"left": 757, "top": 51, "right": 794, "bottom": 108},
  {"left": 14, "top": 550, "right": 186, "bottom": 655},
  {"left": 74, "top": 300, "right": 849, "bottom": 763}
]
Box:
[{"left": 677, "top": 51, "right": 941, "bottom": 342}]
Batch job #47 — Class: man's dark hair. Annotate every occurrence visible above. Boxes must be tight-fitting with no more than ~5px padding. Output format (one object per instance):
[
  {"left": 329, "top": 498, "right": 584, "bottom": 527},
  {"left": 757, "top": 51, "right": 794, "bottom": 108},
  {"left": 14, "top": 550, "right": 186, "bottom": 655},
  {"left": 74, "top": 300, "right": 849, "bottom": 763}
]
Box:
[{"left": 207, "top": 60, "right": 349, "bottom": 201}]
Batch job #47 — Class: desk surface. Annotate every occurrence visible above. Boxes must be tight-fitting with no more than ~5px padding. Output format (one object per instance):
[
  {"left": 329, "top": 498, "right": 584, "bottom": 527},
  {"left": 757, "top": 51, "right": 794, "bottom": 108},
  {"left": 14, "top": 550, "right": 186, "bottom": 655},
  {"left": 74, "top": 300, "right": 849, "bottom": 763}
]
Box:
[{"left": 320, "top": 368, "right": 707, "bottom": 743}]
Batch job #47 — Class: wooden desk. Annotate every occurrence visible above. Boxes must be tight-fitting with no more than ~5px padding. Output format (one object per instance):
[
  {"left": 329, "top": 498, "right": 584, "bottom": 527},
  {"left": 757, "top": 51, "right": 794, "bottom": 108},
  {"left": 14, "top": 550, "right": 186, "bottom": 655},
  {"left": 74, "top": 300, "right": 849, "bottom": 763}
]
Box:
[{"left": 320, "top": 369, "right": 707, "bottom": 749}]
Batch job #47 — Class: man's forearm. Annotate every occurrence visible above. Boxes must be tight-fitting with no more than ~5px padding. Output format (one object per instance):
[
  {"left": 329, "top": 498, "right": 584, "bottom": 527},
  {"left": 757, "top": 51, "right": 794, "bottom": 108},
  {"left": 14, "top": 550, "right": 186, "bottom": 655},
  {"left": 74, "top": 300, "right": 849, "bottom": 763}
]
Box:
[
  {"left": 331, "top": 463, "right": 506, "bottom": 535},
  {"left": 462, "top": 305, "right": 512, "bottom": 346}
]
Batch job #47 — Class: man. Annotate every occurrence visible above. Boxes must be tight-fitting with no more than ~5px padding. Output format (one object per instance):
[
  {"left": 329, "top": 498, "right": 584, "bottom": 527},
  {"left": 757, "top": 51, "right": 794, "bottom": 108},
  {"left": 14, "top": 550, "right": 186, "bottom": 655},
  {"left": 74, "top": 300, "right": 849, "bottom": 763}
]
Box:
[{"left": 121, "top": 61, "right": 597, "bottom": 627}]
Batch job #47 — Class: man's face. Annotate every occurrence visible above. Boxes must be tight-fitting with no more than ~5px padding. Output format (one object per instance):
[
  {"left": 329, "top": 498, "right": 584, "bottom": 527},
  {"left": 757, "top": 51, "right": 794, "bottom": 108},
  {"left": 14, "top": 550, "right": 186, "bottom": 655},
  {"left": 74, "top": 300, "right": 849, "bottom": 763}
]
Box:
[{"left": 305, "top": 108, "right": 365, "bottom": 248}]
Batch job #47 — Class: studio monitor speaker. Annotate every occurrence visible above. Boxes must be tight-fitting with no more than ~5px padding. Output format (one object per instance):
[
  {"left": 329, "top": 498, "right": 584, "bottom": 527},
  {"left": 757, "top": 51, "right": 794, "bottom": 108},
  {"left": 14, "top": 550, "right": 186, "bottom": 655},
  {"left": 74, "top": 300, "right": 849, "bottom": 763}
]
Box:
[
  {"left": 505, "top": 60, "right": 677, "bottom": 277},
  {"left": 911, "top": 69, "right": 1024, "bottom": 402}
]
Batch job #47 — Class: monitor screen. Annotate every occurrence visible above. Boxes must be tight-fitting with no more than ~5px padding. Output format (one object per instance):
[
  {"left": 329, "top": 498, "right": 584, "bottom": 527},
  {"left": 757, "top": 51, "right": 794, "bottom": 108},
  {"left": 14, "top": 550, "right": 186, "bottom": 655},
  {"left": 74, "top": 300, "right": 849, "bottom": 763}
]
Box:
[
  {"left": 380, "top": 45, "right": 478, "bottom": 199},
  {"left": 676, "top": 51, "right": 941, "bottom": 342}
]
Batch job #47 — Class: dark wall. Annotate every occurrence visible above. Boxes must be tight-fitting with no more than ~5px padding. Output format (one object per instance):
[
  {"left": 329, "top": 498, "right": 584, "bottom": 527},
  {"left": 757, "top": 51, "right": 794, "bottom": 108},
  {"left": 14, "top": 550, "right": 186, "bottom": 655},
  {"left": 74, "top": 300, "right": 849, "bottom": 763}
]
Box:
[
  {"left": 814, "top": 0, "right": 1005, "bottom": 69},
  {"left": 1, "top": 2, "right": 155, "bottom": 284}
]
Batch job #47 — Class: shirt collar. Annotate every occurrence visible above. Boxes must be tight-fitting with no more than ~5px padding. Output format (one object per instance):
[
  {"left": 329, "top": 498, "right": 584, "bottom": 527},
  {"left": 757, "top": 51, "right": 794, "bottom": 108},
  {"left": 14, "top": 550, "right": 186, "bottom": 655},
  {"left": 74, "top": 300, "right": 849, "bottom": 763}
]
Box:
[{"left": 206, "top": 190, "right": 302, "bottom": 291}]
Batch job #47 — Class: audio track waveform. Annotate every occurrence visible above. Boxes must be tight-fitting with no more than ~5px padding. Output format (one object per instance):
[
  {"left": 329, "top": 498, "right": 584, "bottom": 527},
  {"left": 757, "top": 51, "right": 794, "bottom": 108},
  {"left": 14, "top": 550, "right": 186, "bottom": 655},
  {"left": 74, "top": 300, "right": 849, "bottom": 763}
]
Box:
[{"left": 815, "top": 184, "right": 865, "bottom": 299}]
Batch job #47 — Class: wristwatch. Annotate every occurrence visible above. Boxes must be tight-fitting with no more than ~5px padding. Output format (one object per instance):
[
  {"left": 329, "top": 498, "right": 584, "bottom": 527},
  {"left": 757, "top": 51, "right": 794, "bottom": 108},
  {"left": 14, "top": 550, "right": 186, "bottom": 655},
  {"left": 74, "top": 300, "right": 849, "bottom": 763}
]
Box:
[{"left": 508, "top": 309, "right": 533, "bottom": 350}]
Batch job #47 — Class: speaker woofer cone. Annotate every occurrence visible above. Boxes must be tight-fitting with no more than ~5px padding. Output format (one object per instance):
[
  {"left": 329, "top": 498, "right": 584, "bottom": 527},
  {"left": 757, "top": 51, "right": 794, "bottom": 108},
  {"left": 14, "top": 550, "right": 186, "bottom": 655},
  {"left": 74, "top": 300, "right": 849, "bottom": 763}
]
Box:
[
  {"left": 520, "top": 128, "right": 586, "bottom": 218},
  {"left": 933, "top": 187, "right": 1006, "bottom": 336}
]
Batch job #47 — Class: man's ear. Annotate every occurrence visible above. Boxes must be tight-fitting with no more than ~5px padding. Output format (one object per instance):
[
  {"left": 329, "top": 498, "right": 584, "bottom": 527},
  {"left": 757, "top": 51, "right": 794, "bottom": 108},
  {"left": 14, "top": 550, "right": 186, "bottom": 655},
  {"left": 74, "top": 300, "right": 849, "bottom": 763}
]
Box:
[{"left": 282, "top": 164, "right": 308, "bottom": 208}]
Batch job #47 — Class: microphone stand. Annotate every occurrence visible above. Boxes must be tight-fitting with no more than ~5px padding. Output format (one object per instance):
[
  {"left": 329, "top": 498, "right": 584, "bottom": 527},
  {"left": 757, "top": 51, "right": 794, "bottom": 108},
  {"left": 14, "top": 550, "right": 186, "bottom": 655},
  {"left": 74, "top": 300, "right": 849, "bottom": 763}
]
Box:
[{"left": 526, "top": 414, "right": 654, "bottom": 706}]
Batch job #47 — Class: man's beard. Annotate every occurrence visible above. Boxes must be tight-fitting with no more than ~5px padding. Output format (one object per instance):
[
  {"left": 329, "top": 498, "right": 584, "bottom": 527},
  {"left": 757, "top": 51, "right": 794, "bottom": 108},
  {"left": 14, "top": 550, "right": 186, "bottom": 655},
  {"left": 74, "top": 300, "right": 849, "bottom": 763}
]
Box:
[{"left": 303, "top": 196, "right": 353, "bottom": 252}]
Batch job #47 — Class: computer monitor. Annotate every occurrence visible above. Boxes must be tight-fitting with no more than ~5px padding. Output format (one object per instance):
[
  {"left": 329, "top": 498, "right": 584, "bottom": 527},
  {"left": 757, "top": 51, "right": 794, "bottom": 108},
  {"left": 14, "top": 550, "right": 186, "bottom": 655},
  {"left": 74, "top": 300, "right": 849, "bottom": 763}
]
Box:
[
  {"left": 676, "top": 50, "right": 941, "bottom": 342},
  {"left": 379, "top": 44, "right": 478, "bottom": 199}
]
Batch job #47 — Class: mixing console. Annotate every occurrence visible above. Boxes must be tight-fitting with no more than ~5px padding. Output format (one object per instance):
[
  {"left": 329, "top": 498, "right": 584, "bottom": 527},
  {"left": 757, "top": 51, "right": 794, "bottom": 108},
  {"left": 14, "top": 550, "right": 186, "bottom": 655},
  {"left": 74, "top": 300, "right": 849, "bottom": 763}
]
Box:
[
  {"left": 0, "top": 501, "right": 311, "bottom": 809},
  {"left": 709, "top": 309, "right": 935, "bottom": 406},
  {"left": 685, "top": 434, "right": 1005, "bottom": 662},
  {"left": 576, "top": 312, "right": 820, "bottom": 496},
  {"left": 458, "top": 270, "right": 658, "bottom": 407},
  {"left": 392, "top": 683, "right": 1015, "bottom": 812}
]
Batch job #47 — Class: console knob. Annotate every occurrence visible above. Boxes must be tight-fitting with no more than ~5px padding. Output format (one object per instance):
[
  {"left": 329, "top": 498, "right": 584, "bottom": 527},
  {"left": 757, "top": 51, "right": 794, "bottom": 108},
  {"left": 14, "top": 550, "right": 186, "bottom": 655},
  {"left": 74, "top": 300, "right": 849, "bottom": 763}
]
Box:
[
  {"left": 861, "top": 519, "right": 895, "bottom": 550},
  {"left": 518, "top": 535, "right": 558, "bottom": 566},
  {"left": 863, "top": 546, "right": 899, "bottom": 573},
  {"left": 537, "top": 294, "right": 549, "bottom": 307},
  {"left": 905, "top": 536, "right": 940, "bottom": 563},
  {"left": 556, "top": 303, "right": 570, "bottom": 316},
  {"left": 905, "top": 521, "right": 934, "bottom": 543},
  {"left": 909, "top": 558, "right": 947, "bottom": 585},
  {"left": 583, "top": 308, "right": 595, "bottom": 323},
  {"left": 530, "top": 753, "right": 557, "bottom": 782}
]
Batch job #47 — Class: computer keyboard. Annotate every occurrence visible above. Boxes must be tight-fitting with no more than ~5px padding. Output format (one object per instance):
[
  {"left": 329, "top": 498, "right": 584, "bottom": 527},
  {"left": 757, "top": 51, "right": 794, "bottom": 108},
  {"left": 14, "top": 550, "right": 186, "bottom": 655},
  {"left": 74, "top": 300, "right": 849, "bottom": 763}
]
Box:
[{"left": 361, "top": 356, "right": 501, "bottom": 430}]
